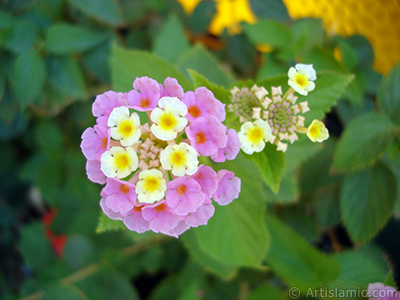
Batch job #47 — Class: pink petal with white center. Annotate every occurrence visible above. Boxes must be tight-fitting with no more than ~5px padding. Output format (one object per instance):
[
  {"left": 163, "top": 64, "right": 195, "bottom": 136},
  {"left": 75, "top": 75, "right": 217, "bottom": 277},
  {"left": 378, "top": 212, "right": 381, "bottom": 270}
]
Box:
[
  {"left": 213, "top": 170, "right": 241, "bottom": 205},
  {"left": 86, "top": 160, "right": 106, "bottom": 184},
  {"left": 185, "top": 204, "right": 215, "bottom": 227},
  {"left": 192, "top": 165, "right": 218, "bottom": 197},
  {"left": 92, "top": 91, "right": 126, "bottom": 118},
  {"left": 166, "top": 177, "right": 205, "bottom": 216},
  {"left": 127, "top": 77, "right": 161, "bottom": 111}
]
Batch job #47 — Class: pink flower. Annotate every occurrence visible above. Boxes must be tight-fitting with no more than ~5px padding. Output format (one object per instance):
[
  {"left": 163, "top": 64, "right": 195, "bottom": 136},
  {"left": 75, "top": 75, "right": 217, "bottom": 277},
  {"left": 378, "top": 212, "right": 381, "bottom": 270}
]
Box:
[
  {"left": 368, "top": 283, "right": 400, "bottom": 300},
  {"left": 92, "top": 91, "right": 126, "bottom": 118},
  {"left": 102, "top": 178, "right": 137, "bottom": 215},
  {"left": 185, "top": 204, "right": 215, "bottom": 227},
  {"left": 80, "top": 125, "right": 109, "bottom": 160},
  {"left": 86, "top": 160, "right": 106, "bottom": 184},
  {"left": 160, "top": 77, "right": 184, "bottom": 99},
  {"left": 164, "top": 220, "right": 190, "bottom": 238},
  {"left": 192, "top": 165, "right": 218, "bottom": 197},
  {"left": 186, "top": 116, "right": 227, "bottom": 156},
  {"left": 127, "top": 77, "right": 161, "bottom": 111},
  {"left": 210, "top": 129, "right": 241, "bottom": 163},
  {"left": 166, "top": 176, "right": 205, "bottom": 216},
  {"left": 100, "top": 198, "right": 123, "bottom": 220},
  {"left": 141, "top": 202, "right": 183, "bottom": 235},
  {"left": 182, "top": 87, "right": 225, "bottom": 122},
  {"left": 123, "top": 205, "right": 150, "bottom": 233},
  {"left": 213, "top": 170, "right": 241, "bottom": 205}
]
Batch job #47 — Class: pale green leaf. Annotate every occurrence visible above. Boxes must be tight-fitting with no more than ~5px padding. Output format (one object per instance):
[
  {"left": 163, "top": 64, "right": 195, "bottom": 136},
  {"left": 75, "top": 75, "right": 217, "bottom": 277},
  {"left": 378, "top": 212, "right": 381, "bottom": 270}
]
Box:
[
  {"left": 196, "top": 154, "right": 270, "bottom": 267},
  {"left": 265, "top": 214, "right": 340, "bottom": 291},
  {"left": 68, "top": 0, "right": 123, "bottom": 26},
  {"left": 176, "top": 44, "right": 235, "bottom": 88},
  {"left": 12, "top": 50, "right": 46, "bottom": 107},
  {"left": 47, "top": 56, "right": 87, "bottom": 99},
  {"left": 43, "top": 284, "right": 89, "bottom": 300},
  {"left": 327, "top": 251, "right": 386, "bottom": 290},
  {"left": 247, "top": 143, "right": 286, "bottom": 193},
  {"left": 333, "top": 112, "right": 398, "bottom": 171},
  {"left": 96, "top": 213, "right": 126, "bottom": 233},
  {"left": 181, "top": 230, "right": 237, "bottom": 278},
  {"left": 340, "top": 161, "right": 397, "bottom": 243},
  {"left": 45, "top": 23, "right": 107, "bottom": 55},
  {"left": 377, "top": 61, "right": 400, "bottom": 125},
  {"left": 257, "top": 71, "right": 353, "bottom": 125},
  {"left": 243, "top": 19, "right": 291, "bottom": 49},
  {"left": 153, "top": 15, "right": 190, "bottom": 64},
  {"left": 110, "top": 45, "right": 193, "bottom": 92}
]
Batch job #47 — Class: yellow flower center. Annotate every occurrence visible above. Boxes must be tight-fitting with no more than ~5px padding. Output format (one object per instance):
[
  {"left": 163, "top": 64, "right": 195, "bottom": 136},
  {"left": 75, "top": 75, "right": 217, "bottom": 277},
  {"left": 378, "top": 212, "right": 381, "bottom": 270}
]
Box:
[
  {"left": 171, "top": 151, "right": 186, "bottom": 167},
  {"left": 309, "top": 124, "right": 319, "bottom": 138},
  {"left": 159, "top": 112, "right": 177, "bottom": 130},
  {"left": 119, "top": 120, "right": 134, "bottom": 136},
  {"left": 115, "top": 153, "right": 130, "bottom": 170},
  {"left": 295, "top": 74, "right": 307, "bottom": 88},
  {"left": 248, "top": 127, "right": 263, "bottom": 143},
  {"left": 144, "top": 176, "right": 161, "bottom": 192}
]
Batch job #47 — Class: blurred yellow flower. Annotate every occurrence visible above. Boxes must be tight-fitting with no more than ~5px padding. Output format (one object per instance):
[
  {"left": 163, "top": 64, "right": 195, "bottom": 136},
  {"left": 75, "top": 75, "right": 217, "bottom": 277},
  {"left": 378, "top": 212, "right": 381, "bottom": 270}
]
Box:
[
  {"left": 283, "top": 0, "right": 400, "bottom": 74},
  {"left": 177, "top": 0, "right": 256, "bottom": 35}
]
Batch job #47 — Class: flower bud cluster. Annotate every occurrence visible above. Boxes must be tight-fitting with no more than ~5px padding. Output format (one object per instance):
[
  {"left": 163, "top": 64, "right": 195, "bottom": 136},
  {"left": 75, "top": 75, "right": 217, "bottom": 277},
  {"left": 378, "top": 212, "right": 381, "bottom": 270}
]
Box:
[{"left": 229, "top": 64, "right": 329, "bottom": 154}]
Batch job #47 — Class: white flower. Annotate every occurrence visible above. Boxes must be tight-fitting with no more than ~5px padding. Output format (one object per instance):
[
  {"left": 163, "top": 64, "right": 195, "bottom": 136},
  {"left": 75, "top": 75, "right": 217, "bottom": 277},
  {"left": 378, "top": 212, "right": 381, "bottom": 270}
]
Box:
[
  {"left": 160, "top": 143, "right": 199, "bottom": 177},
  {"left": 150, "top": 97, "right": 188, "bottom": 141},
  {"left": 136, "top": 169, "right": 167, "bottom": 203},
  {"left": 108, "top": 106, "right": 141, "bottom": 146},
  {"left": 238, "top": 119, "right": 272, "bottom": 155},
  {"left": 288, "top": 64, "right": 317, "bottom": 96},
  {"left": 100, "top": 146, "right": 138, "bottom": 178},
  {"left": 307, "top": 119, "right": 329, "bottom": 142}
]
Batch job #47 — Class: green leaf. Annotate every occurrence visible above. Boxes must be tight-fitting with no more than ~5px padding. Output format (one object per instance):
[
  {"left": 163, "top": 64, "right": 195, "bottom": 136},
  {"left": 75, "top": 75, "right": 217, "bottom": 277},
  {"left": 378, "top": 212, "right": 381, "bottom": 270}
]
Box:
[
  {"left": 176, "top": 44, "right": 235, "bottom": 88},
  {"left": 110, "top": 45, "right": 193, "bottom": 92},
  {"left": 333, "top": 112, "right": 398, "bottom": 171},
  {"left": 2, "top": 22, "right": 40, "bottom": 53},
  {"left": 96, "top": 213, "right": 126, "bottom": 233},
  {"left": 247, "top": 285, "right": 288, "bottom": 300},
  {"left": 12, "top": 50, "right": 46, "bottom": 107},
  {"left": 181, "top": 230, "right": 237, "bottom": 278},
  {"left": 43, "top": 284, "right": 89, "bottom": 300},
  {"left": 153, "top": 15, "right": 190, "bottom": 64},
  {"left": 45, "top": 23, "right": 107, "bottom": 55},
  {"left": 247, "top": 143, "right": 286, "bottom": 193},
  {"left": 83, "top": 39, "right": 112, "bottom": 83},
  {"left": 327, "top": 251, "right": 386, "bottom": 290},
  {"left": 19, "top": 223, "right": 54, "bottom": 272},
  {"left": 195, "top": 154, "right": 270, "bottom": 267},
  {"left": 340, "top": 161, "right": 397, "bottom": 243},
  {"left": 243, "top": 19, "right": 291, "bottom": 49},
  {"left": 291, "top": 18, "right": 324, "bottom": 55},
  {"left": 68, "top": 0, "right": 123, "bottom": 26},
  {"left": 314, "top": 185, "right": 341, "bottom": 230},
  {"left": 187, "top": 69, "right": 231, "bottom": 104},
  {"left": 257, "top": 71, "right": 353, "bottom": 125},
  {"left": 377, "top": 61, "right": 400, "bottom": 125},
  {"left": 265, "top": 214, "right": 340, "bottom": 291},
  {"left": 47, "top": 56, "right": 87, "bottom": 99}
]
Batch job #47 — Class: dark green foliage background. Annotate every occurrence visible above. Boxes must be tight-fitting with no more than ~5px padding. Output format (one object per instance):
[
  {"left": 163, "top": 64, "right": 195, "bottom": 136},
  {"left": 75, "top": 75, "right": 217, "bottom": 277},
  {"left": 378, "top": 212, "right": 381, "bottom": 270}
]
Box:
[{"left": 0, "top": 0, "right": 399, "bottom": 299}]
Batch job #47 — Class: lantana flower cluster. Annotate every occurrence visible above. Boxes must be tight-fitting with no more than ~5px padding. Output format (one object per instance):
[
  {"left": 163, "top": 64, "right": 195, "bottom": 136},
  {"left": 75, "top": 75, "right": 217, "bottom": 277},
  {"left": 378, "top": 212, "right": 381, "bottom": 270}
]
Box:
[
  {"left": 81, "top": 77, "right": 241, "bottom": 237},
  {"left": 229, "top": 64, "right": 329, "bottom": 154}
]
